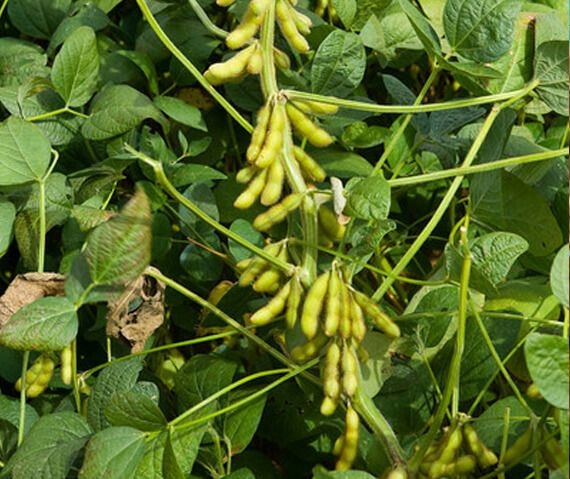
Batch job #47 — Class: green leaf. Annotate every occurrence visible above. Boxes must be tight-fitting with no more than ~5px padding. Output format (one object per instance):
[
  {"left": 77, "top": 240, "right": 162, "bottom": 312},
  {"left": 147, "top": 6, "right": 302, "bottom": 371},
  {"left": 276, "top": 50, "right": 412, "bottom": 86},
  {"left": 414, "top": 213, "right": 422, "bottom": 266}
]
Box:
[
  {"left": 471, "top": 170, "right": 563, "bottom": 256},
  {"left": 398, "top": 0, "right": 442, "bottom": 58},
  {"left": 311, "top": 30, "right": 366, "bottom": 96},
  {"left": 0, "top": 200, "right": 16, "bottom": 258},
  {"left": 48, "top": 2, "right": 110, "bottom": 54},
  {"left": 0, "top": 117, "right": 51, "bottom": 186},
  {"left": 82, "top": 85, "right": 163, "bottom": 140},
  {"left": 460, "top": 315, "right": 521, "bottom": 401},
  {"left": 443, "top": 0, "right": 522, "bottom": 62},
  {"left": 136, "top": 425, "right": 206, "bottom": 478},
  {"left": 446, "top": 232, "right": 529, "bottom": 293},
  {"left": 174, "top": 354, "right": 238, "bottom": 413},
  {"left": 0, "top": 296, "right": 78, "bottom": 351},
  {"left": 534, "top": 41, "right": 569, "bottom": 116},
  {"left": 169, "top": 164, "right": 227, "bottom": 188},
  {"left": 52, "top": 26, "right": 99, "bottom": 107},
  {"left": 228, "top": 219, "right": 264, "bottom": 262},
  {"left": 341, "top": 122, "right": 389, "bottom": 149},
  {"left": 313, "top": 149, "right": 373, "bottom": 178},
  {"left": 525, "top": 333, "right": 569, "bottom": 409},
  {"left": 475, "top": 396, "right": 529, "bottom": 451},
  {"left": 178, "top": 183, "right": 219, "bottom": 237},
  {"left": 223, "top": 390, "right": 266, "bottom": 454},
  {"left": 79, "top": 426, "right": 146, "bottom": 479},
  {"left": 87, "top": 357, "right": 144, "bottom": 431},
  {"left": 162, "top": 432, "right": 185, "bottom": 479},
  {"left": 7, "top": 0, "right": 71, "bottom": 39},
  {"left": 105, "top": 385, "right": 167, "bottom": 432},
  {"left": 404, "top": 284, "right": 459, "bottom": 359},
  {"left": 4, "top": 412, "right": 91, "bottom": 479},
  {"left": 0, "top": 38, "right": 48, "bottom": 87},
  {"left": 360, "top": 11, "right": 423, "bottom": 67},
  {"left": 344, "top": 176, "right": 391, "bottom": 220},
  {"left": 550, "top": 245, "right": 569, "bottom": 307},
  {"left": 153, "top": 96, "right": 207, "bottom": 131},
  {"left": 180, "top": 233, "right": 224, "bottom": 284},
  {"left": 0, "top": 395, "right": 39, "bottom": 434},
  {"left": 0, "top": 86, "right": 81, "bottom": 145},
  {"left": 331, "top": 0, "right": 357, "bottom": 28},
  {"left": 85, "top": 188, "right": 151, "bottom": 285},
  {"left": 487, "top": 13, "right": 534, "bottom": 93}
]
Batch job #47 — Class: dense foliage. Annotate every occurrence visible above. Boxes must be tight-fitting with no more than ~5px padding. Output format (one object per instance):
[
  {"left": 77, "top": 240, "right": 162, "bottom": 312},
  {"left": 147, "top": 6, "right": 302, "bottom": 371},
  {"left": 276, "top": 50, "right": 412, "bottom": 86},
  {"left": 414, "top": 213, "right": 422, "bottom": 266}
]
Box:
[{"left": 0, "top": 0, "right": 568, "bottom": 478}]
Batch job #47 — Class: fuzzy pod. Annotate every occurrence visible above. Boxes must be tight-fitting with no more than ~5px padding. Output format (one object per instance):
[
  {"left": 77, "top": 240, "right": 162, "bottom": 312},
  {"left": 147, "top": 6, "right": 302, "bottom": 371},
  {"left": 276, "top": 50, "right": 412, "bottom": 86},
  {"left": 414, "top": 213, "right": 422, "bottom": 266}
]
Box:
[
  {"left": 253, "top": 192, "right": 303, "bottom": 231},
  {"left": 60, "top": 345, "right": 73, "bottom": 385},
  {"left": 249, "top": 281, "right": 292, "bottom": 326},
  {"left": 285, "top": 275, "right": 303, "bottom": 329},
  {"left": 292, "top": 146, "right": 327, "bottom": 182},
  {"left": 247, "top": 102, "right": 272, "bottom": 163},
  {"left": 260, "top": 157, "right": 285, "bottom": 206},
  {"left": 286, "top": 102, "right": 334, "bottom": 147},
  {"left": 275, "top": 0, "right": 310, "bottom": 52},
  {"left": 255, "top": 103, "right": 286, "bottom": 168},
  {"left": 234, "top": 168, "right": 268, "bottom": 209},
  {"left": 300, "top": 271, "right": 331, "bottom": 340},
  {"left": 352, "top": 290, "right": 400, "bottom": 339},
  {"left": 205, "top": 43, "right": 257, "bottom": 85}
]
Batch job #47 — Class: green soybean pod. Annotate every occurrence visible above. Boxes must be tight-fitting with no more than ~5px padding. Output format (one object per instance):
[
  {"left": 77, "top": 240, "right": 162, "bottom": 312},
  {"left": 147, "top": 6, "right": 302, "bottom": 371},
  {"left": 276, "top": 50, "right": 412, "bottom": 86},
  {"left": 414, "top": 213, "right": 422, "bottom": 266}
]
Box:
[
  {"left": 255, "top": 103, "right": 286, "bottom": 168},
  {"left": 249, "top": 281, "right": 291, "bottom": 326},
  {"left": 247, "top": 102, "right": 272, "bottom": 163},
  {"left": 300, "top": 271, "right": 330, "bottom": 340},
  {"left": 253, "top": 193, "right": 303, "bottom": 231},
  {"left": 286, "top": 102, "right": 333, "bottom": 147},
  {"left": 292, "top": 146, "right": 327, "bottom": 182},
  {"left": 324, "top": 268, "right": 341, "bottom": 337},
  {"left": 285, "top": 275, "right": 303, "bottom": 329},
  {"left": 234, "top": 168, "right": 268, "bottom": 209}
]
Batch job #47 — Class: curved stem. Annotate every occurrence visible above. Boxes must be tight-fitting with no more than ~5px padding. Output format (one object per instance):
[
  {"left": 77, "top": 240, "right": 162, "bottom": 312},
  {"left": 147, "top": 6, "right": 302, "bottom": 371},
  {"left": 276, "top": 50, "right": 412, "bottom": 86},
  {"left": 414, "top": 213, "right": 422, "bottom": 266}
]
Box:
[
  {"left": 373, "top": 65, "right": 441, "bottom": 174},
  {"left": 388, "top": 148, "right": 568, "bottom": 187},
  {"left": 352, "top": 386, "right": 405, "bottom": 465},
  {"left": 170, "top": 368, "right": 289, "bottom": 427},
  {"left": 136, "top": 0, "right": 253, "bottom": 134},
  {"left": 283, "top": 84, "right": 533, "bottom": 115},
  {"left": 187, "top": 0, "right": 228, "bottom": 39},
  {"left": 146, "top": 268, "right": 320, "bottom": 381},
  {"left": 125, "top": 144, "right": 293, "bottom": 274},
  {"left": 408, "top": 218, "right": 472, "bottom": 472},
  {"left": 370, "top": 76, "right": 538, "bottom": 303}
]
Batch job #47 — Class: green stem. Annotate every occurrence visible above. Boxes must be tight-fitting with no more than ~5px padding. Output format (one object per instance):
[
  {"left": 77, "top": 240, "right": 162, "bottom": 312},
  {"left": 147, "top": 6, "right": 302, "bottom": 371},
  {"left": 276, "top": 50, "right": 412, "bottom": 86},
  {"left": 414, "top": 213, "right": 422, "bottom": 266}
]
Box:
[
  {"left": 17, "top": 351, "right": 30, "bottom": 446},
  {"left": 374, "top": 65, "right": 441, "bottom": 173},
  {"left": 37, "top": 179, "right": 47, "bottom": 273},
  {"left": 170, "top": 368, "right": 289, "bottom": 427},
  {"left": 0, "top": 0, "right": 8, "bottom": 18},
  {"left": 136, "top": 0, "right": 252, "bottom": 133},
  {"left": 71, "top": 339, "right": 82, "bottom": 412},
  {"left": 146, "top": 268, "right": 320, "bottom": 379},
  {"left": 83, "top": 329, "right": 240, "bottom": 379},
  {"left": 187, "top": 0, "right": 228, "bottom": 39},
  {"left": 125, "top": 144, "right": 293, "bottom": 274},
  {"left": 26, "top": 107, "right": 89, "bottom": 122},
  {"left": 388, "top": 148, "right": 567, "bottom": 188},
  {"left": 469, "top": 299, "right": 533, "bottom": 416},
  {"left": 451, "top": 222, "right": 471, "bottom": 417},
  {"left": 370, "top": 79, "right": 539, "bottom": 303},
  {"left": 353, "top": 386, "right": 405, "bottom": 465},
  {"left": 408, "top": 218, "right": 472, "bottom": 472},
  {"left": 283, "top": 84, "right": 532, "bottom": 115},
  {"left": 259, "top": 0, "right": 278, "bottom": 97},
  {"left": 172, "top": 360, "right": 317, "bottom": 432}
]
